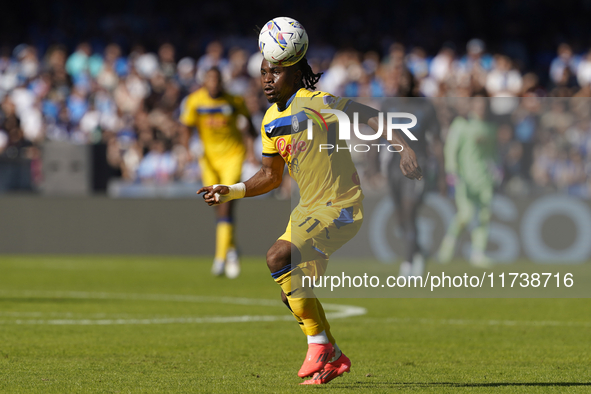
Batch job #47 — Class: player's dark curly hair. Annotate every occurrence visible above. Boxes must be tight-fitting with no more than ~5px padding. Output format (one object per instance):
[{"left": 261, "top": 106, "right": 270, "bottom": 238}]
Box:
[{"left": 296, "top": 57, "right": 323, "bottom": 90}]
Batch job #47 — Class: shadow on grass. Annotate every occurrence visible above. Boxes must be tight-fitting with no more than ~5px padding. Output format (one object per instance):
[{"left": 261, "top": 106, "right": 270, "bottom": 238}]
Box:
[{"left": 336, "top": 382, "right": 591, "bottom": 388}]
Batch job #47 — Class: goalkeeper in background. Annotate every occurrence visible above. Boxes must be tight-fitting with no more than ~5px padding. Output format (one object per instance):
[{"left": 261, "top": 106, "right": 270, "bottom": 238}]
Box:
[
  {"left": 439, "top": 95, "right": 497, "bottom": 268},
  {"left": 438, "top": 95, "right": 497, "bottom": 267},
  {"left": 181, "top": 67, "right": 258, "bottom": 278}
]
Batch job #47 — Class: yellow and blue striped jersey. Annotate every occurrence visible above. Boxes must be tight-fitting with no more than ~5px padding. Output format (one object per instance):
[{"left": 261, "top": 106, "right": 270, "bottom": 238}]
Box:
[{"left": 261, "top": 88, "right": 363, "bottom": 209}]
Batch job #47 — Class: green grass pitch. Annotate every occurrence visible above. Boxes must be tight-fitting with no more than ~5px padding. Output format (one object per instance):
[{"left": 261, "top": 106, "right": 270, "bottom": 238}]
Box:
[{"left": 0, "top": 256, "right": 590, "bottom": 393}]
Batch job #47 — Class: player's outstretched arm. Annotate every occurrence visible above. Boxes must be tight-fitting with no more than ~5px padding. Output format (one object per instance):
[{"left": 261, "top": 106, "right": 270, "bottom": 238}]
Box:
[
  {"left": 347, "top": 101, "right": 423, "bottom": 180},
  {"left": 197, "top": 155, "right": 284, "bottom": 206},
  {"left": 244, "top": 154, "right": 284, "bottom": 197},
  {"left": 367, "top": 114, "right": 422, "bottom": 180}
]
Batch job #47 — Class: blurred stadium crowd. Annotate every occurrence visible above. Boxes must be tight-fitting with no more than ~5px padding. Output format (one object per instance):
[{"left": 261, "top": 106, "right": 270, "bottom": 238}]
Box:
[
  {"left": 1, "top": 0, "right": 591, "bottom": 197},
  {"left": 1, "top": 39, "right": 591, "bottom": 196}
]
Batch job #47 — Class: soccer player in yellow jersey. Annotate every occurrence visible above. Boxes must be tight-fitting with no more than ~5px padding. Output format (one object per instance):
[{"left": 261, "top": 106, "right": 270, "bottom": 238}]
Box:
[
  {"left": 181, "top": 67, "right": 257, "bottom": 278},
  {"left": 198, "top": 58, "right": 422, "bottom": 384}
]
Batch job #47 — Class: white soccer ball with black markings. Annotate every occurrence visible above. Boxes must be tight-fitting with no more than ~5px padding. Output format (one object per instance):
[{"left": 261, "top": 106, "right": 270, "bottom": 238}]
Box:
[{"left": 258, "top": 17, "right": 308, "bottom": 67}]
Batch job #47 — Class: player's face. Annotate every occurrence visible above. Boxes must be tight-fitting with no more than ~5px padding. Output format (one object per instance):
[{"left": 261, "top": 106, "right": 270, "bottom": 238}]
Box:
[
  {"left": 260, "top": 60, "right": 299, "bottom": 105},
  {"left": 204, "top": 69, "right": 223, "bottom": 98}
]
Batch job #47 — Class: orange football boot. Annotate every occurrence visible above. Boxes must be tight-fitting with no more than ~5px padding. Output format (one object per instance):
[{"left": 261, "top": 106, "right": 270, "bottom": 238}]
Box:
[
  {"left": 297, "top": 343, "right": 334, "bottom": 378},
  {"left": 300, "top": 353, "right": 351, "bottom": 385}
]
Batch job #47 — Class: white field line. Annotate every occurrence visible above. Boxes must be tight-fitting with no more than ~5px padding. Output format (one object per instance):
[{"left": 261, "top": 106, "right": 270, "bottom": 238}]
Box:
[
  {"left": 360, "top": 317, "right": 591, "bottom": 328},
  {"left": 0, "top": 290, "right": 367, "bottom": 325}
]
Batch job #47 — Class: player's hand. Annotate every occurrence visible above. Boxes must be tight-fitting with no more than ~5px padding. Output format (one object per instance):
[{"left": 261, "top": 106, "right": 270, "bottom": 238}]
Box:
[
  {"left": 446, "top": 173, "right": 458, "bottom": 187},
  {"left": 399, "top": 149, "right": 423, "bottom": 180},
  {"left": 197, "top": 185, "right": 230, "bottom": 206}
]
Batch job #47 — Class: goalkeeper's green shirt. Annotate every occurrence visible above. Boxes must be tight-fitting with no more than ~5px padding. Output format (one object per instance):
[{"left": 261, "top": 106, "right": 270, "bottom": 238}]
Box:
[{"left": 444, "top": 116, "right": 496, "bottom": 189}]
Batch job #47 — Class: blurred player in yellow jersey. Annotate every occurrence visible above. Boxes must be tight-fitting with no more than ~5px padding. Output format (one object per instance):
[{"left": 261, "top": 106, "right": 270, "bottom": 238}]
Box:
[
  {"left": 199, "top": 58, "right": 422, "bottom": 384},
  {"left": 181, "top": 67, "right": 257, "bottom": 278}
]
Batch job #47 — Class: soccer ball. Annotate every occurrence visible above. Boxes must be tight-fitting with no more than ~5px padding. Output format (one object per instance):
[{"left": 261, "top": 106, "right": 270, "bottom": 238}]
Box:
[{"left": 258, "top": 17, "right": 308, "bottom": 66}]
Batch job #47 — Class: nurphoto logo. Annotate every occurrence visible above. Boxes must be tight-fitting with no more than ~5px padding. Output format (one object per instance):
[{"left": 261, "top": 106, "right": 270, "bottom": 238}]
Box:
[{"left": 304, "top": 109, "right": 418, "bottom": 152}]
